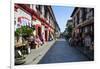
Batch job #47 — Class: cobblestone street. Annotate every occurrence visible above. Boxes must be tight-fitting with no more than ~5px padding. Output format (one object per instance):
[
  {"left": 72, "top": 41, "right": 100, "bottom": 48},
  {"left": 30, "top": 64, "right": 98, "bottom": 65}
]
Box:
[
  {"left": 38, "top": 38, "right": 89, "bottom": 64},
  {"left": 14, "top": 4, "right": 94, "bottom": 65},
  {"left": 23, "top": 40, "right": 56, "bottom": 64}
]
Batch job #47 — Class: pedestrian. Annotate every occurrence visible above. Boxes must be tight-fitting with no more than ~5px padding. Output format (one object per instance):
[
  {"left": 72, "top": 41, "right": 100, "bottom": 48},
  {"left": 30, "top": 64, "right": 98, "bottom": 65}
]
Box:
[{"left": 69, "top": 37, "right": 72, "bottom": 46}]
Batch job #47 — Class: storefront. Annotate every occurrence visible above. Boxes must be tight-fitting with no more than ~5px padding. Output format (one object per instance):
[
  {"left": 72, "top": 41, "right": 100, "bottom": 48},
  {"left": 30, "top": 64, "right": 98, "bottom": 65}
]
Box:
[
  {"left": 14, "top": 6, "right": 32, "bottom": 55},
  {"left": 32, "top": 19, "right": 42, "bottom": 37},
  {"left": 14, "top": 7, "right": 32, "bottom": 30}
]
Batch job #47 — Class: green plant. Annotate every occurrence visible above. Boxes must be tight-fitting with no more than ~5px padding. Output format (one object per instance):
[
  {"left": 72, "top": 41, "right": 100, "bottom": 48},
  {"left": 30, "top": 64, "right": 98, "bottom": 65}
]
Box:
[
  {"left": 15, "top": 28, "right": 22, "bottom": 37},
  {"left": 64, "top": 25, "right": 73, "bottom": 39},
  {"left": 15, "top": 26, "right": 35, "bottom": 38}
]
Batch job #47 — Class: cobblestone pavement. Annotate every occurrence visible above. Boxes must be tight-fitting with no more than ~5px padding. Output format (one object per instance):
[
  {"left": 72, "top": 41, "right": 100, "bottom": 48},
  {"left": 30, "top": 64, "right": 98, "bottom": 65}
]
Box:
[
  {"left": 23, "top": 40, "right": 56, "bottom": 65},
  {"left": 38, "top": 38, "right": 89, "bottom": 64}
]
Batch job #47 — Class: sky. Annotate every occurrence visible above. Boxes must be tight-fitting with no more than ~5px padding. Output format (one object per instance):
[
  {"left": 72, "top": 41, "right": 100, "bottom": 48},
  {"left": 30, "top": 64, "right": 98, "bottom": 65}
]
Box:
[{"left": 52, "top": 6, "right": 74, "bottom": 32}]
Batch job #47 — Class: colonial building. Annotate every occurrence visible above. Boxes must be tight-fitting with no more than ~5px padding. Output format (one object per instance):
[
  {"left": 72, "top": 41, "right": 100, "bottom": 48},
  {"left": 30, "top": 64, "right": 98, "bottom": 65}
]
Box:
[
  {"left": 14, "top": 4, "right": 60, "bottom": 42},
  {"left": 71, "top": 7, "right": 94, "bottom": 40}
]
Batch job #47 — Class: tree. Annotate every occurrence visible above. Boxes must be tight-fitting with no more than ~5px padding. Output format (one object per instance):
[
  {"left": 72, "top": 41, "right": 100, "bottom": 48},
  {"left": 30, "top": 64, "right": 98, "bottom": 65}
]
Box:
[{"left": 65, "top": 25, "right": 73, "bottom": 39}]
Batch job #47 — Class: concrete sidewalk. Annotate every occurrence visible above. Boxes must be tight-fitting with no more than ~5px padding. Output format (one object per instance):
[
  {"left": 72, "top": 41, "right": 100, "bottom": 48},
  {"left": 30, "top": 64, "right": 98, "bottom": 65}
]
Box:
[{"left": 23, "top": 40, "right": 56, "bottom": 65}]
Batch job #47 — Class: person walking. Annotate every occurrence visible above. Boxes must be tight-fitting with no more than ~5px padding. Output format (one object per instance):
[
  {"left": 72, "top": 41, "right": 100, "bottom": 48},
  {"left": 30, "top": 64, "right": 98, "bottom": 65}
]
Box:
[{"left": 68, "top": 37, "right": 72, "bottom": 46}]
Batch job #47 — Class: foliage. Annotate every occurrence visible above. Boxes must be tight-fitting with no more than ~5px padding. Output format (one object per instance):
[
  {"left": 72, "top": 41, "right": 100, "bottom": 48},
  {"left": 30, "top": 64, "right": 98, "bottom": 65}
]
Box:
[
  {"left": 67, "top": 25, "right": 73, "bottom": 34},
  {"left": 15, "top": 28, "right": 21, "bottom": 37},
  {"left": 15, "top": 26, "right": 35, "bottom": 38},
  {"left": 64, "top": 25, "right": 73, "bottom": 39}
]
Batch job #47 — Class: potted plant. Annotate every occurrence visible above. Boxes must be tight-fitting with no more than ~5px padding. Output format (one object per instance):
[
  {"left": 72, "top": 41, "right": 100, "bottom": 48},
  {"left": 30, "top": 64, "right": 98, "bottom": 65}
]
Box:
[{"left": 15, "top": 25, "right": 35, "bottom": 58}]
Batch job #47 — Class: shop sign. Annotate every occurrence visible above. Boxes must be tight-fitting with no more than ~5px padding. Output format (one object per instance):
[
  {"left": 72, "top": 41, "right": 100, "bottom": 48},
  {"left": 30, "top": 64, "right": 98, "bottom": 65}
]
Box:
[
  {"left": 21, "top": 18, "right": 31, "bottom": 27},
  {"left": 17, "top": 17, "right": 31, "bottom": 27}
]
